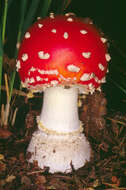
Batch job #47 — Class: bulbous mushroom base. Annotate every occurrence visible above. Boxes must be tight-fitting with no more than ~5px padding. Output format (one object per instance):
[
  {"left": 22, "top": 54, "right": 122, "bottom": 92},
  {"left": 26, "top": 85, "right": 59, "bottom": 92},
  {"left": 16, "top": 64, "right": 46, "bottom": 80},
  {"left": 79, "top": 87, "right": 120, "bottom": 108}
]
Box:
[{"left": 27, "top": 130, "right": 91, "bottom": 173}]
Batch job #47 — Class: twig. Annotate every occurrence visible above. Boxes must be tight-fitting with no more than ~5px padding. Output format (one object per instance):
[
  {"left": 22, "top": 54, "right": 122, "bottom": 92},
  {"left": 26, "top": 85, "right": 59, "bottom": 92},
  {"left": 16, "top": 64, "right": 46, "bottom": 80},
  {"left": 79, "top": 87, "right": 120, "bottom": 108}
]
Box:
[
  {"left": 105, "top": 189, "right": 126, "bottom": 190},
  {"left": 4, "top": 101, "right": 10, "bottom": 126},
  {"left": 103, "top": 182, "right": 126, "bottom": 189},
  {"left": 11, "top": 107, "right": 18, "bottom": 126},
  {"left": 1, "top": 85, "right": 27, "bottom": 97},
  {"left": 106, "top": 117, "right": 126, "bottom": 127},
  {"left": 4, "top": 73, "right": 10, "bottom": 100},
  {"left": 4, "top": 74, "right": 10, "bottom": 126},
  {"left": 49, "top": 175, "right": 73, "bottom": 181},
  {"left": 27, "top": 170, "right": 46, "bottom": 175}
]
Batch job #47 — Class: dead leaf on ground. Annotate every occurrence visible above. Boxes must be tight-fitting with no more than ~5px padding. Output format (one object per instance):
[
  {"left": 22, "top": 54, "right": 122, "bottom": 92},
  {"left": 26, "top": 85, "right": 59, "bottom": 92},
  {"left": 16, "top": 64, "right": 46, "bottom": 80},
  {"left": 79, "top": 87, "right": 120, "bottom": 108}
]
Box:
[
  {"left": 5, "top": 175, "right": 16, "bottom": 183},
  {"left": 21, "top": 175, "right": 32, "bottom": 187},
  {"left": 0, "top": 154, "right": 5, "bottom": 161},
  {"left": 0, "top": 162, "right": 6, "bottom": 172},
  {"left": 0, "top": 128, "right": 12, "bottom": 139},
  {"left": 36, "top": 175, "right": 47, "bottom": 185}
]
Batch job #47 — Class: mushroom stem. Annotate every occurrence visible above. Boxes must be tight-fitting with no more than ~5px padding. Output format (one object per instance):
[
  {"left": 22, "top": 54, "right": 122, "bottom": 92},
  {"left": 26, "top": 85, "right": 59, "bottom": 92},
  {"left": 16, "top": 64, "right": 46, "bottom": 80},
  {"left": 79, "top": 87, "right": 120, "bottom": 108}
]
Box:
[
  {"left": 39, "top": 86, "right": 80, "bottom": 134},
  {"left": 27, "top": 86, "right": 91, "bottom": 173}
]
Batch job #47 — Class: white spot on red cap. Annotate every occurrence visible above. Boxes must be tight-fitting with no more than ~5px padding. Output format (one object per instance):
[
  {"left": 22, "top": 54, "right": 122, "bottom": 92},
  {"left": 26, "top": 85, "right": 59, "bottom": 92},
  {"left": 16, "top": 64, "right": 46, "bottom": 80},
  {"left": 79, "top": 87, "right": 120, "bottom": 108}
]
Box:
[
  {"left": 28, "top": 67, "right": 36, "bottom": 75},
  {"left": 63, "top": 32, "right": 69, "bottom": 39},
  {"left": 16, "top": 60, "right": 21, "bottom": 71},
  {"left": 38, "top": 69, "right": 45, "bottom": 74},
  {"left": 50, "top": 12, "right": 54, "bottom": 19},
  {"left": 38, "top": 23, "right": 43, "bottom": 28},
  {"left": 97, "top": 87, "right": 101, "bottom": 92},
  {"left": 44, "top": 78, "right": 48, "bottom": 81},
  {"left": 67, "top": 17, "right": 73, "bottom": 22},
  {"left": 37, "top": 17, "right": 41, "bottom": 20},
  {"left": 29, "top": 77, "right": 35, "bottom": 83},
  {"left": 38, "top": 51, "right": 50, "bottom": 59},
  {"left": 67, "top": 64, "right": 80, "bottom": 72},
  {"left": 51, "top": 29, "right": 56, "bottom": 33},
  {"left": 51, "top": 80, "right": 58, "bottom": 86},
  {"left": 24, "top": 78, "right": 29, "bottom": 84},
  {"left": 90, "top": 73, "right": 95, "bottom": 79},
  {"left": 98, "top": 63, "right": 105, "bottom": 71},
  {"left": 80, "top": 30, "right": 87, "bottom": 34},
  {"left": 82, "top": 52, "right": 91, "bottom": 58},
  {"left": 101, "top": 77, "right": 106, "bottom": 83},
  {"left": 80, "top": 73, "right": 92, "bottom": 81},
  {"left": 105, "top": 53, "right": 111, "bottom": 62},
  {"left": 94, "top": 76, "right": 100, "bottom": 83},
  {"left": 36, "top": 76, "right": 42, "bottom": 81},
  {"left": 88, "top": 83, "right": 95, "bottom": 94},
  {"left": 22, "top": 53, "right": 28, "bottom": 61},
  {"left": 101, "top": 37, "right": 107, "bottom": 43},
  {"left": 38, "top": 69, "right": 59, "bottom": 75},
  {"left": 30, "top": 67, "right": 36, "bottom": 72},
  {"left": 65, "top": 12, "right": 75, "bottom": 17},
  {"left": 25, "top": 32, "right": 30, "bottom": 39},
  {"left": 50, "top": 70, "right": 59, "bottom": 75}
]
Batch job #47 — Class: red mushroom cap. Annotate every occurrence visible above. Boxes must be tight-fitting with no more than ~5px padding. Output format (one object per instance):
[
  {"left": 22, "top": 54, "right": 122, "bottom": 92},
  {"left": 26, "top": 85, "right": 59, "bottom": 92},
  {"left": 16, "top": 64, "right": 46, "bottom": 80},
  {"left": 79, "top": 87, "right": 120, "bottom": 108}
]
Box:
[{"left": 17, "top": 14, "right": 110, "bottom": 93}]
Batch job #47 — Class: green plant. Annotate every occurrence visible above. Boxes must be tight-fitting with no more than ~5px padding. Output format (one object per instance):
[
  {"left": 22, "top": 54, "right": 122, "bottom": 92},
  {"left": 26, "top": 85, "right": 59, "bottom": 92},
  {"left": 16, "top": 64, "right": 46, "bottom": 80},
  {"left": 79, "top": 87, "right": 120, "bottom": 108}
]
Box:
[{"left": 0, "top": 0, "right": 8, "bottom": 102}]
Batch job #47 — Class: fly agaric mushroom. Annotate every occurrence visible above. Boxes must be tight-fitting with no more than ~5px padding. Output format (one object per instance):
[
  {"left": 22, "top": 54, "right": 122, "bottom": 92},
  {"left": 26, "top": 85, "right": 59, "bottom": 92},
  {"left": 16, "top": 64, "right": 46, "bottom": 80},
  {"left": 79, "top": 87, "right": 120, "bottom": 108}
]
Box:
[{"left": 16, "top": 13, "right": 110, "bottom": 173}]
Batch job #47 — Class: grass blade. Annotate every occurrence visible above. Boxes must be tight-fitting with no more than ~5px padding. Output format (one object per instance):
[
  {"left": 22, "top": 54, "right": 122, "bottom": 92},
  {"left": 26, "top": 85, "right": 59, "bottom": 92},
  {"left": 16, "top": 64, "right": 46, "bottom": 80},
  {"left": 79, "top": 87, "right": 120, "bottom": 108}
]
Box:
[
  {"left": 0, "top": 38, "right": 3, "bottom": 101},
  {"left": 63, "top": 0, "right": 72, "bottom": 10},
  {"left": 56, "top": 0, "right": 72, "bottom": 14},
  {"left": 2, "top": 0, "right": 8, "bottom": 43},
  {"left": 110, "top": 79, "right": 126, "bottom": 95},
  {"left": 9, "top": 0, "right": 27, "bottom": 100},
  {"left": 40, "top": 0, "right": 52, "bottom": 17},
  {"left": 0, "top": 0, "right": 8, "bottom": 101},
  {"left": 23, "top": 0, "right": 41, "bottom": 34}
]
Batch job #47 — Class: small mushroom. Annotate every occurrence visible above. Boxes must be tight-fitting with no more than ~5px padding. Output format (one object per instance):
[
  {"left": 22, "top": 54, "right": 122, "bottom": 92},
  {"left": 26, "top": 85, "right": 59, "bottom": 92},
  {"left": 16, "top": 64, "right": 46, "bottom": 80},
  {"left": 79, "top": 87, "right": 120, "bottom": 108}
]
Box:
[{"left": 17, "top": 14, "right": 109, "bottom": 173}]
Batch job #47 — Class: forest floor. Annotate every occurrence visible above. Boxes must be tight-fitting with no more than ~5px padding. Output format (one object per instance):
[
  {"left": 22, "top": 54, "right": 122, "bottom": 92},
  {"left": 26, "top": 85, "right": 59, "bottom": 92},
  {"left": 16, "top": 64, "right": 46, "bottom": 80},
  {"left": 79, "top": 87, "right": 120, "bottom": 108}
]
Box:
[{"left": 0, "top": 92, "right": 126, "bottom": 190}]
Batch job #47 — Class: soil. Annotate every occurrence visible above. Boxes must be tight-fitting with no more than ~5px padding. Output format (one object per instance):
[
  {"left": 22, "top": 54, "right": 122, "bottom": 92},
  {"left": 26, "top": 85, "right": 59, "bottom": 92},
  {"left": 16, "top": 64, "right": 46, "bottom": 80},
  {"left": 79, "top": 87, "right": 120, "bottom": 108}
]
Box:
[{"left": 0, "top": 91, "right": 126, "bottom": 190}]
